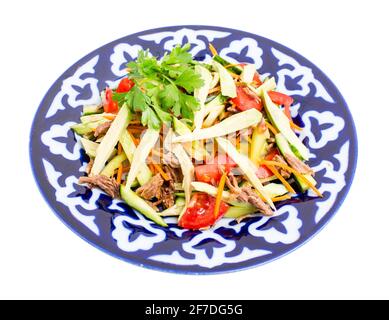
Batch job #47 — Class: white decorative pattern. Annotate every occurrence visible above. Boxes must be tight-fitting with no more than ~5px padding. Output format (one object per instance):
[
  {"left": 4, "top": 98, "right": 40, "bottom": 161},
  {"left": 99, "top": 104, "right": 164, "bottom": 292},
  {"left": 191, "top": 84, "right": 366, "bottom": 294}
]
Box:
[
  {"left": 42, "top": 159, "right": 100, "bottom": 235},
  {"left": 248, "top": 206, "right": 302, "bottom": 244},
  {"left": 112, "top": 214, "right": 166, "bottom": 252},
  {"left": 139, "top": 28, "right": 230, "bottom": 62},
  {"left": 150, "top": 230, "right": 271, "bottom": 268},
  {"left": 299, "top": 111, "right": 345, "bottom": 149},
  {"left": 41, "top": 122, "right": 80, "bottom": 160},
  {"left": 271, "top": 48, "right": 334, "bottom": 103},
  {"left": 312, "top": 142, "right": 350, "bottom": 223},
  {"left": 219, "top": 37, "right": 263, "bottom": 69},
  {"left": 110, "top": 43, "right": 143, "bottom": 78},
  {"left": 46, "top": 56, "right": 100, "bottom": 118}
]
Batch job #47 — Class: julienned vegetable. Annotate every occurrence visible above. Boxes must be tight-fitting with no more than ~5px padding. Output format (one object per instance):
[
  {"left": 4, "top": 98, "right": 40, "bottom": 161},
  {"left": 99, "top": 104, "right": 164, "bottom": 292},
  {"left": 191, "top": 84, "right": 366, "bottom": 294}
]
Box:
[
  {"left": 74, "top": 43, "right": 320, "bottom": 230},
  {"left": 120, "top": 186, "right": 167, "bottom": 227},
  {"left": 262, "top": 91, "right": 309, "bottom": 160},
  {"left": 119, "top": 130, "right": 152, "bottom": 186},
  {"left": 90, "top": 104, "right": 130, "bottom": 175},
  {"left": 125, "top": 128, "right": 159, "bottom": 189},
  {"left": 216, "top": 137, "right": 275, "bottom": 210},
  {"left": 172, "top": 108, "right": 263, "bottom": 143}
]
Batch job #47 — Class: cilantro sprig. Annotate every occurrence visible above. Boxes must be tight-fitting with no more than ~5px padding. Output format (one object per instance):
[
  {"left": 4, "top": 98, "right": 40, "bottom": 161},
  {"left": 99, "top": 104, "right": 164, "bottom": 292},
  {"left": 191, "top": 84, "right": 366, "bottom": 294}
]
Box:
[{"left": 113, "top": 44, "right": 204, "bottom": 130}]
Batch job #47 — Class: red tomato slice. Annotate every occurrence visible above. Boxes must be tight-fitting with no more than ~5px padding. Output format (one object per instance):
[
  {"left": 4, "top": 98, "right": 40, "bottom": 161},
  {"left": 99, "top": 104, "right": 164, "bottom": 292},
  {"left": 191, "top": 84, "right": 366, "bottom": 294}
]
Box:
[
  {"left": 268, "top": 91, "right": 293, "bottom": 120},
  {"left": 256, "top": 148, "right": 280, "bottom": 179},
  {"left": 211, "top": 154, "right": 237, "bottom": 172},
  {"left": 230, "top": 86, "right": 262, "bottom": 111},
  {"left": 195, "top": 155, "right": 237, "bottom": 185},
  {"left": 238, "top": 63, "right": 262, "bottom": 86},
  {"left": 253, "top": 71, "right": 262, "bottom": 86},
  {"left": 104, "top": 88, "right": 119, "bottom": 113},
  {"left": 195, "top": 164, "right": 221, "bottom": 185},
  {"left": 116, "top": 78, "right": 135, "bottom": 93},
  {"left": 178, "top": 193, "right": 229, "bottom": 230}
]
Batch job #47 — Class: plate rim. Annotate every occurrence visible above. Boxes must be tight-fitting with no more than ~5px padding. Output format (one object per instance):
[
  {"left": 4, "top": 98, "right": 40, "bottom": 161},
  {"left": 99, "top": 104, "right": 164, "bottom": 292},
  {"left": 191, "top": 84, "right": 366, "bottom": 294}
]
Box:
[{"left": 29, "top": 25, "right": 358, "bottom": 274}]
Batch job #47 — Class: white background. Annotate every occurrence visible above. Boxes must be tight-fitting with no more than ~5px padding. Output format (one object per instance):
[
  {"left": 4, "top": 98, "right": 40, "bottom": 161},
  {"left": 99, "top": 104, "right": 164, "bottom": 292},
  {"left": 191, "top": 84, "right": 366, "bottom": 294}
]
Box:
[{"left": 1, "top": 0, "right": 388, "bottom": 300}]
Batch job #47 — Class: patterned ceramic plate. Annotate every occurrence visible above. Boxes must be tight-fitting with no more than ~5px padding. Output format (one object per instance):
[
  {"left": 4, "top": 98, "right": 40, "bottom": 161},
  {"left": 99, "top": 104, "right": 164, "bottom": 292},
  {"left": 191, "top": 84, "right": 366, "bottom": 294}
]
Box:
[{"left": 30, "top": 26, "right": 357, "bottom": 274}]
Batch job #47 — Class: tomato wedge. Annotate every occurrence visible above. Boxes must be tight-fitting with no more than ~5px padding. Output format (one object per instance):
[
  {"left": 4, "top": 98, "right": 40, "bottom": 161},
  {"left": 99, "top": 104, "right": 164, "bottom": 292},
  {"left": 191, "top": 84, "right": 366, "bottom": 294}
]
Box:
[
  {"left": 268, "top": 91, "right": 294, "bottom": 120},
  {"left": 194, "top": 155, "right": 237, "bottom": 185},
  {"left": 230, "top": 86, "right": 262, "bottom": 111},
  {"left": 211, "top": 154, "right": 237, "bottom": 172},
  {"left": 104, "top": 88, "right": 119, "bottom": 113},
  {"left": 195, "top": 164, "right": 221, "bottom": 185},
  {"left": 252, "top": 71, "right": 262, "bottom": 86},
  {"left": 256, "top": 148, "right": 280, "bottom": 179},
  {"left": 239, "top": 63, "right": 262, "bottom": 86},
  {"left": 178, "top": 193, "right": 229, "bottom": 230},
  {"left": 116, "top": 78, "right": 135, "bottom": 93}
]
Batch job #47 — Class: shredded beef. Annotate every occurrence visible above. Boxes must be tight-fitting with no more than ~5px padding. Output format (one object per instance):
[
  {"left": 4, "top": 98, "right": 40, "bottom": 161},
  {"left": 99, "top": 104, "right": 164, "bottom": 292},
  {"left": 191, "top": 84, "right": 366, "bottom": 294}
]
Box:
[
  {"left": 94, "top": 121, "right": 112, "bottom": 137},
  {"left": 162, "top": 152, "right": 180, "bottom": 168},
  {"left": 226, "top": 173, "right": 273, "bottom": 216},
  {"left": 161, "top": 186, "right": 175, "bottom": 208},
  {"left": 273, "top": 155, "right": 291, "bottom": 178},
  {"left": 284, "top": 154, "right": 314, "bottom": 175},
  {"left": 79, "top": 175, "right": 119, "bottom": 198},
  {"left": 85, "top": 159, "right": 94, "bottom": 175},
  {"left": 135, "top": 173, "right": 164, "bottom": 200}
]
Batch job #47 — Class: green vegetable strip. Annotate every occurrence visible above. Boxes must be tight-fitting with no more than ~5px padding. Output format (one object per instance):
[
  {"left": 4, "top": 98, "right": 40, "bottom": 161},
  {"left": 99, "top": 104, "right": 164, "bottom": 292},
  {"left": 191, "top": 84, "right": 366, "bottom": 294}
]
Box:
[
  {"left": 91, "top": 105, "right": 130, "bottom": 175},
  {"left": 101, "top": 153, "right": 127, "bottom": 177},
  {"left": 224, "top": 206, "right": 259, "bottom": 219},
  {"left": 120, "top": 186, "right": 167, "bottom": 227},
  {"left": 119, "top": 130, "right": 152, "bottom": 186},
  {"left": 213, "top": 55, "right": 243, "bottom": 75},
  {"left": 125, "top": 128, "right": 159, "bottom": 190}
]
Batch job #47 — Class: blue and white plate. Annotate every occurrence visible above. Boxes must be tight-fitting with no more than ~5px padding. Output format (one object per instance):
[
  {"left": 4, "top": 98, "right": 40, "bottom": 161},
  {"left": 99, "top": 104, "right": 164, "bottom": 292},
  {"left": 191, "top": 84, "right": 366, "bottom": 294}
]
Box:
[{"left": 30, "top": 26, "right": 358, "bottom": 274}]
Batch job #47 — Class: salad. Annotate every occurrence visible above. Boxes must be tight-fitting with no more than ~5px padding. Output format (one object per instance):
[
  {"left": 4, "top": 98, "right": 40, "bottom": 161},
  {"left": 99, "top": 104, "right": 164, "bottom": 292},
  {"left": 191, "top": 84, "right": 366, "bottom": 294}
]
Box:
[{"left": 72, "top": 43, "right": 321, "bottom": 230}]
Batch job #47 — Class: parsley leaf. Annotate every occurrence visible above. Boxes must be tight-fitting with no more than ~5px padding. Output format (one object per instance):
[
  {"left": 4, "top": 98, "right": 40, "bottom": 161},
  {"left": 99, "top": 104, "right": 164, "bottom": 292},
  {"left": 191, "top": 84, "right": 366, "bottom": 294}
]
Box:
[
  {"left": 162, "top": 43, "right": 192, "bottom": 65},
  {"left": 175, "top": 69, "right": 204, "bottom": 93},
  {"left": 115, "top": 44, "right": 205, "bottom": 129},
  {"left": 141, "top": 107, "right": 160, "bottom": 130},
  {"left": 159, "top": 84, "right": 179, "bottom": 108}
]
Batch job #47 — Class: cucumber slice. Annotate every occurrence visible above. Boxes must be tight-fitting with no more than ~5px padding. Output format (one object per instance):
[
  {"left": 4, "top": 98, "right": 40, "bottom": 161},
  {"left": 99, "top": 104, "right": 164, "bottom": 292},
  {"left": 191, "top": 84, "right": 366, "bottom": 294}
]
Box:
[
  {"left": 275, "top": 133, "right": 317, "bottom": 192},
  {"left": 250, "top": 127, "right": 269, "bottom": 166},
  {"left": 173, "top": 117, "right": 208, "bottom": 161},
  {"left": 119, "top": 130, "right": 152, "bottom": 186},
  {"left": 82, "top": 104, "right": 103, "bottom": 116},
  {"left": 212, "top": 61, "right": 237, "bottom": 98},
  {"left": 71, "top": 119, "right": 107, "bottom": 135},
  {"left": 120, "top": 185, "right": 167, "bottom": 227},
  {"left": 262, "top": 91, "right": 309, "bottom": 160},
  {"left": 90, "top": 105, "right": 131, "bottom": 176},
  {"left": 213, "top": 55, "right": 243, "bottom": 75},
  {"left": 101, "top": 153, "right": 127, "bottom": 177},
  {"left": 224, "top": 206, "right": 258, "bottom": 219}
]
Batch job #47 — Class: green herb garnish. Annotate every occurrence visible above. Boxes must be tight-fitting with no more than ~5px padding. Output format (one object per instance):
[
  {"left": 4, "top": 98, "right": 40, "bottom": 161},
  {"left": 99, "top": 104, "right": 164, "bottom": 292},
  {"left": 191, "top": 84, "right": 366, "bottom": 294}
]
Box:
[{"left": 113, "top": 44, "right": 204, "bottom": 129}]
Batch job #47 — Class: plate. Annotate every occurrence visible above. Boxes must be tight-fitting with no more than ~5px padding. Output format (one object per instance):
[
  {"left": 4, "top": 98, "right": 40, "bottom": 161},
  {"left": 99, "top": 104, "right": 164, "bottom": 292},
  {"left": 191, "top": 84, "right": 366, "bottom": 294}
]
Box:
[{"left": 30, "top": 26, "right": 357, "bottom": 274}]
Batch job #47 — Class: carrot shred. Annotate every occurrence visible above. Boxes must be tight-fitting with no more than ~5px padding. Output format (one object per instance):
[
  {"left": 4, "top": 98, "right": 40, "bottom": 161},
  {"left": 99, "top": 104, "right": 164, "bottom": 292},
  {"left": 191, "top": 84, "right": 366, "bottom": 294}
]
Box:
[
  {"left": 272, "top": 194, "right": 292, "bottom": 202},
  {"left": 104, "top": 114, "right": 116, "bottom": 121},
  {"left": 214, "top": 171, "right": 227, "bottom": 218},
  {"left": 152, "top": 163, "right": 170, "bottom": 181},
  {"left": 224, "top": 63, "right": 240, "bottom": 69},
  {"left": 116, "top": 143, "right": 124, "bottom": 184},
  {"left": 229, "top": 72, "right": 240, "bottom": 80},
  {"left": 265, "top": 121, "right": 279, "bottom": 135},
  {"left": 259, "top": 160, "right": 323, "bottom": 197},
  {"left": 290, "top": 121, "right": 304, "bottom": 131},
  {"left": 265, "top": 165, "right": 296, "bottom": 194},
  {"left": 209, "top": 43, "right": 218, "bottom": 56},
  {"left": 208, "top": 86, "right": 221, "bottom": 94},
  {"left": 284, "top": 104, "right": 292, "bottom": 121},
  {"left": 128, "top": 131, "right": 139, "bottom": 145}
]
